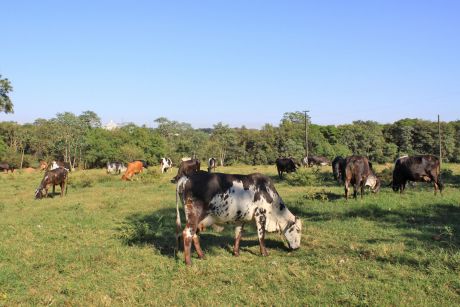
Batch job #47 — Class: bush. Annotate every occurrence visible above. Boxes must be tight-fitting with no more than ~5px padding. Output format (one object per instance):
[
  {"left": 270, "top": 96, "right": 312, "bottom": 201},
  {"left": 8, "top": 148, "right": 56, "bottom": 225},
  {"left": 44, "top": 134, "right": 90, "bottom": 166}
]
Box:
[{"left": 285, "top": 169, "right": 317, "bottom": 186}]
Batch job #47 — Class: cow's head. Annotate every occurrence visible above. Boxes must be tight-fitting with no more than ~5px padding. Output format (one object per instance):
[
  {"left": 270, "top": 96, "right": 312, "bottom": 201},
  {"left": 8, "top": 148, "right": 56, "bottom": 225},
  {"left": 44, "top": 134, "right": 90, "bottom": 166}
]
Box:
[
  {"left": 35, "top": 188, "right": 43, "bottom": 199},
  {"left": 283, "top": 217, "right": 302, "bottom": 250}
]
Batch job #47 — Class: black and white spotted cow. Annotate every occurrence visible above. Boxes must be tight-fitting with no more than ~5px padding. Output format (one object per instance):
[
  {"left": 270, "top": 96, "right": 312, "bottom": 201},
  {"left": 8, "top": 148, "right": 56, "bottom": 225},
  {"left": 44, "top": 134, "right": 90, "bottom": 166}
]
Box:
[
  {"left": 176, "top": 171, "right": 302, "bottom": 265},
  {"left": 160, "top": 157, "right": 173, "bottom": 173}
]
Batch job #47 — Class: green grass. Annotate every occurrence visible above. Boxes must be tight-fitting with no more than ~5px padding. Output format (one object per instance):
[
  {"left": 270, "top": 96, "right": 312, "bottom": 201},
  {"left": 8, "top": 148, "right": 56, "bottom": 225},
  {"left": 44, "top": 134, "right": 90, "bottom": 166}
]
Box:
[{"left": 0, "top": 164, "right": 459, "bottom": 305}]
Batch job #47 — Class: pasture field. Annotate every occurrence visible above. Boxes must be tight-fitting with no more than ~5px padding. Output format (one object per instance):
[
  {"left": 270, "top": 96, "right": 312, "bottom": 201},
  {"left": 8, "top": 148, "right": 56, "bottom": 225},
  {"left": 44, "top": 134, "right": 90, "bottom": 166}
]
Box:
[{"left": 1, "top": 164, "right": 460, "bottom": 306}]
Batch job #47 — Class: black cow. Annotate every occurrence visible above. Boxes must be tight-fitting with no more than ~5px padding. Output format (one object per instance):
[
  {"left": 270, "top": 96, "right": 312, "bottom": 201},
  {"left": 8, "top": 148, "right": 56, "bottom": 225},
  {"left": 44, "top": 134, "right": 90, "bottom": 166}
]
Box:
[
  {"left": 332, "top": 156, "right": 345, "bottom": 183},
  {"left": 35, "top": 168, "right": 68, "bottom": 199},
  {"left": 343, "top": 155, "right": 379, "bottom": 199},
  {"left": 0, "top": 162, "right": 15, "bottom": 173},
  {"left": 275, "top": 157, "right": 298, "bottom": 179},
  {"left": 175, "top": 172, "right": 302, "bottom": 265},
  {"left": 392, "top": 155, "right": 442, "bottom": 194},
  {"left": 172, "top": 159, "right": 201, "bottom": 182}
]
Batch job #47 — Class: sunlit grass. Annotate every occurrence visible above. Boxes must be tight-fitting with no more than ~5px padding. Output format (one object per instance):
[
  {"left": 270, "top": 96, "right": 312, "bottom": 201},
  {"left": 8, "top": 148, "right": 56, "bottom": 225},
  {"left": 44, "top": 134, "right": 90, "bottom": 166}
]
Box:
[{"left": 0, "top": 164, "right": 459, "bottom": 305}]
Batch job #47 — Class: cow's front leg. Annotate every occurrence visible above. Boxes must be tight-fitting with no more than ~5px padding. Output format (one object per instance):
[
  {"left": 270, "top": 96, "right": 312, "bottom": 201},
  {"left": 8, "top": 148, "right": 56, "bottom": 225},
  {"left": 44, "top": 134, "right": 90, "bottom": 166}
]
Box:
[
  {"left": 233, "top": 223, "right": 245, "bottom": 256},
  {"left": 255, "top": 208, "right": 268, "bottom": 256}
]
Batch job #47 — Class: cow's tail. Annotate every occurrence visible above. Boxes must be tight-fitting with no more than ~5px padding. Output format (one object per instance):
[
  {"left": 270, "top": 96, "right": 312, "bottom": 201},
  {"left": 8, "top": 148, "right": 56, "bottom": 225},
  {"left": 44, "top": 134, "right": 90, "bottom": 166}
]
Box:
[{"left": 175, "top": 185, "right": 182, "bottom": 257}]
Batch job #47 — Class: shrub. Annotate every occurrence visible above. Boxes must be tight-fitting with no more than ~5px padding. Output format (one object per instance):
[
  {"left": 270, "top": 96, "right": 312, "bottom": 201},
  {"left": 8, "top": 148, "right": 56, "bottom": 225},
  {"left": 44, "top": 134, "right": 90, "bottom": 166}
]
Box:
[{"left": 285, "top": 169, "right": 317, "bottom": 186}]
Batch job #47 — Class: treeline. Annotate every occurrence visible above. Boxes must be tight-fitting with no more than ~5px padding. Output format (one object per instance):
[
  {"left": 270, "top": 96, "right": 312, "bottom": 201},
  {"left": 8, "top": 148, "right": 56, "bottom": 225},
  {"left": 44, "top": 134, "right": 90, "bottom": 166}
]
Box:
[{"left": 1, "top": 111, "right": 459, "bottom": 169}]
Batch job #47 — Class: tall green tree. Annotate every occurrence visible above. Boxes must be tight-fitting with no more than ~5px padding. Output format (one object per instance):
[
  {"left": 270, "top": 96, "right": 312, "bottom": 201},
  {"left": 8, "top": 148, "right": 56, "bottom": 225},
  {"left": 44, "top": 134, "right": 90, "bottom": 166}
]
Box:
[{"left": 0, "top": 75, "right": 14, "bottom": 113}]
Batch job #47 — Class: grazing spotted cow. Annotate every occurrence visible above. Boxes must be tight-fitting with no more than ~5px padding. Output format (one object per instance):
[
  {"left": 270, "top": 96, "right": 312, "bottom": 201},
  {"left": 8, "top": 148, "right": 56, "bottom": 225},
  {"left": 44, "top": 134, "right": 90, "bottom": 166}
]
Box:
[
  {"left": 0, "top": 162, "right": 15, "bottom": 173},
  {"left": 332, "top": 156, "right": 346, "bottom": 183},
  {"left": 207, "top": 157, "right": 217, "bottom": 173},
  {"left": 50, "top": 161, "right": 72, "bottom": 172},
  {"left": 275, "top": 157, "right": 299, "bottom": 179},
  {"left": 160, "top": 157, "right": 173, "bottom": 173},
  {"left": 343, "top": 155, "right": 379, "bottom": 199},
  {"left": 35, "top": 168, "right": 68, "bottom": 199},
  {"left": 302, "top": 156, "right": 331, "bottom": 167},
  {"left": 172, "top": 159, "right": 200, "bottom": 182},
  {"left": 121, "top": 160, "right": 145, "bottom": 181},
  {"left": 392, "top": 155, "right": 442, "bottom": 194},
  {"left": 107, "top": 161, "right": 126, "bottom": 174},
  {"left": 176, "top": 172, "right": 302, "bottom": 265}
]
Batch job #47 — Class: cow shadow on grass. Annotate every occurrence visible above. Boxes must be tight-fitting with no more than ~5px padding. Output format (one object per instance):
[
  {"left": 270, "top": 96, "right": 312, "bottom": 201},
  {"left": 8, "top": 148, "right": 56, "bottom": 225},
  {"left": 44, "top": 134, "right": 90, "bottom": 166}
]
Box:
[{"left": 118, "top": 207, "right": 289, "bottom": 259}]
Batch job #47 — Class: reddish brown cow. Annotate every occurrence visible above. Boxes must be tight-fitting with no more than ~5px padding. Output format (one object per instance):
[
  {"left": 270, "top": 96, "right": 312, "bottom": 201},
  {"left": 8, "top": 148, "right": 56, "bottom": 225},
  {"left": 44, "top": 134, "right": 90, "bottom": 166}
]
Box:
[
  {"left": 121, "top": 161, "right": 144, "bottom": 181},
  {"left": 343, "top": 155, "right": 378, "bottom": 199}
]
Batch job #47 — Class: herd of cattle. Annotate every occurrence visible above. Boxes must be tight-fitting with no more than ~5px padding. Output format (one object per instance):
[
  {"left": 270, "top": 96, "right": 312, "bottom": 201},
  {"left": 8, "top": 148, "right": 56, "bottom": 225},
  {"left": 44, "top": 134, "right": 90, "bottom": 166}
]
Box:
[{"left": 1, "top": 153, "right": 444, "bottom": 265}]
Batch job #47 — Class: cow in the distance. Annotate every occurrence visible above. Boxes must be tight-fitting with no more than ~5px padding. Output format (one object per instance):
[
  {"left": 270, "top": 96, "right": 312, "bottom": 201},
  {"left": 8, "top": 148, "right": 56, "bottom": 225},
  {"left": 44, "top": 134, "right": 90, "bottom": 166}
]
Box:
[
  {"left": 0, "top": 162, "right": 15, "bottom": 173},
  {"left": 50, "top": 161, "right": 72, "bottom": 172},
  {"left": 121, "top": 160, "right": 145, "bottom": 181},
  {"left": 332, "top": 156, "right": 346, "bottom": 183},
  {"left": 275, "top": 157, "right": 299, "bottom": 179},
  {"left": 302, "top": 156, "right": 331, "bottom": 167},
  {"left": 172, "top": 159, "right": 201, "bottom": 182},
  {"left": 207, "top": 157, "right": 217, "bottom": 173},
  {"left": 35, "top": 168, "right": 68, "bottom": 199},
  {"left": 160, "top": 157, "right": 173, "bottom": 173},
  {"left": 39, "top": 161, "right": 48, "bottom": 171},
  {"left": 391, "top": 155, "right": 442, "bottom": 195},
  {"left": 343, "top": 155, "right": 379, "bottom": 199},
  {"left": 176, "top": 172, "right": 302, "bottom": 265},
  {"left": 107, "top": 161, "right": 126, "bottom": 174}
]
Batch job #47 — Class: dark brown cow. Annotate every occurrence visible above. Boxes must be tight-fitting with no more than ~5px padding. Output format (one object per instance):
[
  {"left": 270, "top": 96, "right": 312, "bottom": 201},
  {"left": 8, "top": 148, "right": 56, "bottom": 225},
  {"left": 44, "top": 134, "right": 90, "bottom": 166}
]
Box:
[
  {"left": 275, "top": 157, "right": 298, "bottom": 179},
  {"left": 176, "top": 172, "right": 302, "bottom": 265},
  {"left": 0, "top": 162, "right": 15, "bottom": 173},
  {"left": 35, "top": 168, "right": 68, "bottom": 199},
  {"left": 172, "top": 159, "right": 201, "bottom": 182},
  {"left": 392, "top": 155, "right": 442, "bottom": 194},
  {"left": 332, "top": 156, "right": 346, "bottom": 183},
  {"left": 343, "top": 155, "right": 379, "bottom": 199}
]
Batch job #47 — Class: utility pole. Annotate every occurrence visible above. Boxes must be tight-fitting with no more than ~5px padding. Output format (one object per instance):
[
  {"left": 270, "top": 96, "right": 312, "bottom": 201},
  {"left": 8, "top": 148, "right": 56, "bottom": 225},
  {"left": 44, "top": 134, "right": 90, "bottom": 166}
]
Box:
[
  {"left": 438, "top": 114, "right": 442, "bottom": 169},
  {"left": 303, "top": 110, "right": 309, "bottom": 165}
]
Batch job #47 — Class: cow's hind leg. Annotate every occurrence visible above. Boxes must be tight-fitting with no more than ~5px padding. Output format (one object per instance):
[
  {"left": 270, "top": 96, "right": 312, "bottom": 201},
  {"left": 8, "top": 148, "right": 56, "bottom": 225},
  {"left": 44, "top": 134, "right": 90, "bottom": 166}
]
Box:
[
  {"left": 183, "top": 226, "right": 194, "bottom": 265},
  {"left": 344, "top": 181, "right": 349, "bottom": 200},
  {"left": 233, "top": 223, "right": 245, "bottom": 256},
  {"left": 255, "top": 208, "right": 268, "bottom": 256},
  {"left": 192, "top": 234, "right": 205, "bottom": 259}
]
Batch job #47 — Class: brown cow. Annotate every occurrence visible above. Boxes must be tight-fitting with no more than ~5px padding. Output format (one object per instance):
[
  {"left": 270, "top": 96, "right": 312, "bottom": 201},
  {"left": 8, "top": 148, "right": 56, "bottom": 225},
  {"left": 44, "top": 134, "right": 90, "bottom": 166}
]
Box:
[
  {"left": 35, "top": 168, "right": 68, "bottom": 199},
  {"left": 0, "top": 162, "right": 15, "bottom": 173},
  {"left": 39, "top": 161, "right": 48, "bottom": 171},
  {"left": 343, "top": 155, "right": 379, "bottom": 199},
  {"left": 121, "top": 160, "right": 145, "bottom": 181}
]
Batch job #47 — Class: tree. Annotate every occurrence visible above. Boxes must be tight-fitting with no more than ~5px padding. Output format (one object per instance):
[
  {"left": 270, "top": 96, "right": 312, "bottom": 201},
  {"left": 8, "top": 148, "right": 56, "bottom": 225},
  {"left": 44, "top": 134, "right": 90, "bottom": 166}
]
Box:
[
  {"left": 0, "top": 75, "right": 14, "bottom": 113},
  {"left": 210, "top": 122, "right": 237, "bottom": 166}
]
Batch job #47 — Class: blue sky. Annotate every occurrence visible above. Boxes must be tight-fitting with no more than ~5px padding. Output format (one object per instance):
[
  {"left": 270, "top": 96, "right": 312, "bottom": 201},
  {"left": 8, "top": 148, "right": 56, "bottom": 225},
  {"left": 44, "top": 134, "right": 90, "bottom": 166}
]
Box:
[{"left": 2, "top": 1, "right": 459, "bottom": 128}]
